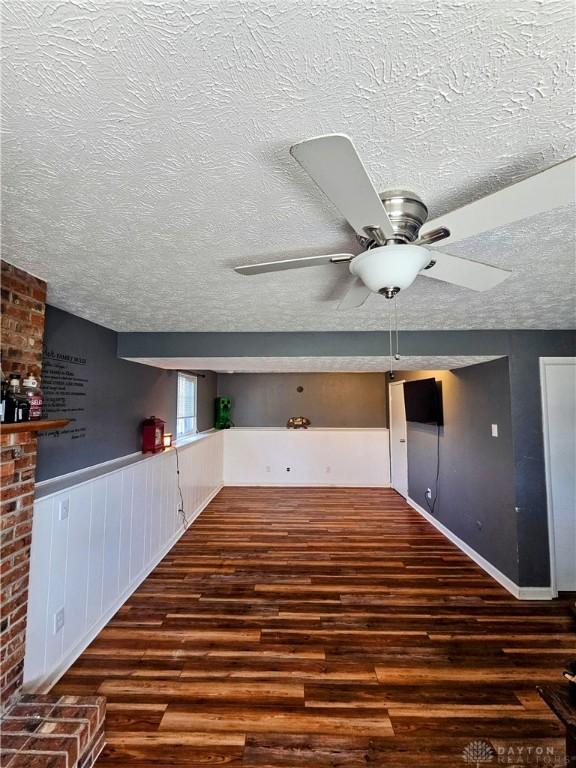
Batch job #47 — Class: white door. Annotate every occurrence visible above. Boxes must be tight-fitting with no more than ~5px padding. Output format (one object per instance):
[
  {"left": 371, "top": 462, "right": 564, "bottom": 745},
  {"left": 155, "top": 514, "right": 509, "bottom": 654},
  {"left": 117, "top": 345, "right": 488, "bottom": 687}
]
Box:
[
  {"left": 541, "top": 358, "right": 576, "bottom": 593},
  {"left": 389, "top": 381, "right": 408, "bottom": 497}
]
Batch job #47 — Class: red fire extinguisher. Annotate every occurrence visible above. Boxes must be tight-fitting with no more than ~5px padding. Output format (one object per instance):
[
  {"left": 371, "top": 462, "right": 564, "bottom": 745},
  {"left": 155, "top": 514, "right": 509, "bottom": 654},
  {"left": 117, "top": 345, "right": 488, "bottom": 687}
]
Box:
[{"left": 142, "top": 416, "right": 165, "bottom": 454}]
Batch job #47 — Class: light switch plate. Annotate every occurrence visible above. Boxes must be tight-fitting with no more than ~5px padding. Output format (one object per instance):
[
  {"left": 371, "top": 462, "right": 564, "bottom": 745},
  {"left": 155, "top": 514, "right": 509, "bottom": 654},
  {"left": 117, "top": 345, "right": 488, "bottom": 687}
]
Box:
[
  {"left": 54, "top": 608, "right": 65, "bottom": 634},
  {"left": 491, "top": 424, "right": 498, "bottom": 437},
  {"left": 58, "top": 497, "right": 70, "bottom": 520}
]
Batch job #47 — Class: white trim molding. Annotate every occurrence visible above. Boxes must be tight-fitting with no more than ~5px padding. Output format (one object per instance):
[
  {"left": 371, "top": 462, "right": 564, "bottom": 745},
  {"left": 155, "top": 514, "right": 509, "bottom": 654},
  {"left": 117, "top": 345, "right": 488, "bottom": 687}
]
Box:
[
  {"left": 539, "top": 356, "right": 576, "bottom": 598},
  {"left": 388, "top": 379, "right": 407, "bottom": 497},
  {"left": 406, "top": 496, "right": 554, "bottom": 601}
]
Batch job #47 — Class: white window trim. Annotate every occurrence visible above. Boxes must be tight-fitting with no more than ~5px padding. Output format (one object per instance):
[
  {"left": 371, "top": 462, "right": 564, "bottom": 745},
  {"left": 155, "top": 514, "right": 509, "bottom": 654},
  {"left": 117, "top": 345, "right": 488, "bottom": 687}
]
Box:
[{"left": 176, "top": 372, "right": 198, "bottom": 438}]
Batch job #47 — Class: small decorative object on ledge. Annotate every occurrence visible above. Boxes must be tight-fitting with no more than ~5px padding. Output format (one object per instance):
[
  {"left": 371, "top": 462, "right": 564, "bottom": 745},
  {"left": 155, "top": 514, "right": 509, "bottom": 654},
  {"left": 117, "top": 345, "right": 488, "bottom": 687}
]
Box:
[
  {"left": 215, "top": 396, "right": 233, "bottom": 429},
  {"left": 286, "top": 416, "right": 311, "bottom": 429},
  {"left": 142, "top": 416, "right": 165, "bottom": 453},
  {"left": 163, "top": 431, "right": 173, "bottom": 448}
]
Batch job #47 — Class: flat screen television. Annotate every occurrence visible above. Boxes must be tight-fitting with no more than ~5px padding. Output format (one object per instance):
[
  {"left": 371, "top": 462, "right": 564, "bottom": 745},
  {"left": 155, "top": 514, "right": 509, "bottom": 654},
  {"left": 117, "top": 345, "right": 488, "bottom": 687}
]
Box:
[{"left": 403, "top": 378, "right": 443, "bottom": 425}]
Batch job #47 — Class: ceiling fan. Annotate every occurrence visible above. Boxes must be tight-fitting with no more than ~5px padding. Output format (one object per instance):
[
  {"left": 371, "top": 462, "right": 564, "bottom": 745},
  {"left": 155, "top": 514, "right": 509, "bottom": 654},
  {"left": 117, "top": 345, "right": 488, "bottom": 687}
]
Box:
[{"left": 234, "top": 134, "right": 575, "bottom": 308}]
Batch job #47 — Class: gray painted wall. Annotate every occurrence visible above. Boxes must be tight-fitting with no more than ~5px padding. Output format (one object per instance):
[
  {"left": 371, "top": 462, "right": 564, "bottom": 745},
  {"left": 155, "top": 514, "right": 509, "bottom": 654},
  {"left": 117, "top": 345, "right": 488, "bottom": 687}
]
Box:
[
  {"left": 37, "top": 307, "right": 216, "bottom": 481},
  {"left": 396, "top": 359, "right": 518, "bottom": 583},
  {"left": 117, "top": 329, "right": 520, "bottom": 359},
  {"left": 217, "top": 372, "right": 387, "bottom": 428},
  {"left": 506, "top": 333, "right": 575, "bottom": 586},
  {"left": 192, "top": 371, "right": 218, "bottom": 433}
]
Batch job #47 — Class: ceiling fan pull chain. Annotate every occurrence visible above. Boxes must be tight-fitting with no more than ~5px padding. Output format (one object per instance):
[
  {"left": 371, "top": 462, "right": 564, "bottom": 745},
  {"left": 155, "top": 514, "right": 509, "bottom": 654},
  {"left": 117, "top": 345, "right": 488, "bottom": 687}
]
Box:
[
  {"left": 388, "top": 300, "right": 393, "bottom": 376},
  {"left": 394, "top": 295, "right": 400, "bottom": 361}
]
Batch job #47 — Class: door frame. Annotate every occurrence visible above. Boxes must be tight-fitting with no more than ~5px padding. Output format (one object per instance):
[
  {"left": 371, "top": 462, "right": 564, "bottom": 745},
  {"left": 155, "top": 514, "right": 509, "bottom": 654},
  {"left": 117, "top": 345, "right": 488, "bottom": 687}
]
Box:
[
  {"left": 539, "top": 356, "right": 576, "bottom": 597},
  {"left": 388, "top": 379, "right": 407, "bottom": 496}
]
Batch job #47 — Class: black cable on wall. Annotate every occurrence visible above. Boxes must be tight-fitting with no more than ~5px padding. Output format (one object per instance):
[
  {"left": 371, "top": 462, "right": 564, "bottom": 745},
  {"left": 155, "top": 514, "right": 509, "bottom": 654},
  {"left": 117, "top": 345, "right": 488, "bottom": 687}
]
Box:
[{"left": 425, "top": 423, "right": 441, "bottom": 515}]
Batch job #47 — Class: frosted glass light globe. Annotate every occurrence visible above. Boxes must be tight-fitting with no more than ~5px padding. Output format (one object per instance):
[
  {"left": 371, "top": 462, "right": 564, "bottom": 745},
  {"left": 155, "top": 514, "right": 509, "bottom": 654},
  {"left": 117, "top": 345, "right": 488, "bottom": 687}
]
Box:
[{"left": 350, "top": 244, "right": 431, "bottom": 294}]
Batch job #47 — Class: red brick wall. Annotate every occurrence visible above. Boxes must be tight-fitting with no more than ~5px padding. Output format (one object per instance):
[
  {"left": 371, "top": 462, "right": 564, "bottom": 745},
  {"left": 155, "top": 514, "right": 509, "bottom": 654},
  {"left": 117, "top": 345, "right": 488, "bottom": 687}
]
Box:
[{"left": 1, "top": 260, "right": 47, "bottom": 712}]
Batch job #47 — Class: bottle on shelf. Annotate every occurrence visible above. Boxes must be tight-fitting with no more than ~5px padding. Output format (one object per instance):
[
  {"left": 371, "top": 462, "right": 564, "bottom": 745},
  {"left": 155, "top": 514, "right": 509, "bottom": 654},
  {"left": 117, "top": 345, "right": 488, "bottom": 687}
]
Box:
[
  {"left": 22, "top": 373, "right": 43, "bottom": 420},
  {"left": 18, "top": 393, "right": 30, "bottom": 423},
  {"left": 4, "top": 373, "right": 22, "bottom": 423},
  {"left": 5, "top": 373, "right": 30, "bottom": 423},
  {"left": 0, "top": 371, "right": 7, "bottom": 423}
]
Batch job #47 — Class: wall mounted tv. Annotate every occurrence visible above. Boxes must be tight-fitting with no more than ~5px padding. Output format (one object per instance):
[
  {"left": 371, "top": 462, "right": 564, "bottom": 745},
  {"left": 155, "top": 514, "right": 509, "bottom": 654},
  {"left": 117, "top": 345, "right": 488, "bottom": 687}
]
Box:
[{"left": 403, "top": 378, "right": 443, "bottom": 425}]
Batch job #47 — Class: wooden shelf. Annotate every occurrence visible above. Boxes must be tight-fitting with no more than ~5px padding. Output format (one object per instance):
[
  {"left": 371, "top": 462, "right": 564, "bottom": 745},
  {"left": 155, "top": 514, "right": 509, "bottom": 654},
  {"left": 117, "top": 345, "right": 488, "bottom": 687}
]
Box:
[{"left": 1, "top": 419, "right": 70, "bottom": 434}]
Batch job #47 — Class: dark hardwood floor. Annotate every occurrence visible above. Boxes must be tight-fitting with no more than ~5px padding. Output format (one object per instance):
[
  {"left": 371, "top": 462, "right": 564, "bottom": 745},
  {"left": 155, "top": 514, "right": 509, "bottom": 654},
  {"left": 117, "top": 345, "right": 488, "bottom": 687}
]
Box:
[{"left": 53, "top": 487, "right": 575, "bottom": 767}]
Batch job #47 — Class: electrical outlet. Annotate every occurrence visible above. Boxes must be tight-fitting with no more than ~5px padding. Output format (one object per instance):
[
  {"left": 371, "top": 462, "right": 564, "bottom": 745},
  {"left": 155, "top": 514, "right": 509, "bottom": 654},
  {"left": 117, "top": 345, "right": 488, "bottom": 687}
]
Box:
[
  {"left": 54, "top": 608, "right": 65, "bottom": 634},
  {"left": 491, "top": 423, "right": 498, "bottom": 437},
  {"left": 265, "top": 465, "right": 271, "bottom": 473},
  {"left": 476, "top": 520, "right": 483, "bottom": 530},
  {"left": 286, "top": 467, "right": 291, "bottom": 472},
  {"left": 425, "top": 488, "right": 432, "bottom": 499},
  {"left": 58, "top": 497, "right": 70, "bottom": 521},
  {"left": 326, "top": 466, "right": 331, "bottom": 474}
]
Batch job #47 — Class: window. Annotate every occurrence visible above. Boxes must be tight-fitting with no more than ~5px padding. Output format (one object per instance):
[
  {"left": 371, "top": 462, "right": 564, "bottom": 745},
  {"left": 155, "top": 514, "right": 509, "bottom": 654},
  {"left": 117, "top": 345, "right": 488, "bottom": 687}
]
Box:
[{"left": 177, "top": 373, "right": 197, "bottom": 437}]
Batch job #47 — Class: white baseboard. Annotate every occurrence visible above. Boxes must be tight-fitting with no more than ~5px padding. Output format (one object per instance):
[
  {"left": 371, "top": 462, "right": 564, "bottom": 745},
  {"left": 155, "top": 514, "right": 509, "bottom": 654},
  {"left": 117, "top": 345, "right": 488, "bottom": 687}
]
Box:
[
  {"left": 516, "top": 587, "right": 556, "bottom": 600},
  {"left": 25, "top": 484, "right": 223, "bottom": 694},
  {"left": 406, "top": 496, "right": 554, "bottom": 601},
  {"left": 224, "top": 482, "right": 390, "bottom": 488}
]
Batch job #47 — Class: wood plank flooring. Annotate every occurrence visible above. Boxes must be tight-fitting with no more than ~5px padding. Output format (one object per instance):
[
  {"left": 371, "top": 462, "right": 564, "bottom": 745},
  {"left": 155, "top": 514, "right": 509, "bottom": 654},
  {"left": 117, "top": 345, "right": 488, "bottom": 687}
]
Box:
[{"left": 53, "top": 487, "right": 575, "bottom": 767}]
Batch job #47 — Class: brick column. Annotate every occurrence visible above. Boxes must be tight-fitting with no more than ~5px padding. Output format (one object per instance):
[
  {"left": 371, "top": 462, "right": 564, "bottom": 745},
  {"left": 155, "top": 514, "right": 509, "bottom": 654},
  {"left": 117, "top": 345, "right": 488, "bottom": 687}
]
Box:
[{"left": 0, "top": 260, "right": 47, "bottom": 712}]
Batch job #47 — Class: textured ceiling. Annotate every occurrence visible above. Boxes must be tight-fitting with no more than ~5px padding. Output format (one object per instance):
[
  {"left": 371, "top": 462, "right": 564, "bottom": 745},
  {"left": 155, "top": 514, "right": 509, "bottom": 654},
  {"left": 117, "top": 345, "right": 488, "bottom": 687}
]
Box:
[
  {"left": 2, "top": 0, "right": 575, "bottom": 332},
  {"left": 127, "top": 355, "right": 502, "bottom": 373}
]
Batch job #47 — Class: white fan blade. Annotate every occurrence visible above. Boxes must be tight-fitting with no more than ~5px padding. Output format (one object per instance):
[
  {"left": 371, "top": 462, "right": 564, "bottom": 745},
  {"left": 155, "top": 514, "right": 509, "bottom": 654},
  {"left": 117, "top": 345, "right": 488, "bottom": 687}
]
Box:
[
  {"left": 337, "top": 278, "right": 372, "bottom": 309},
  {"left": 290, "top": 134, "right": 396, "bottom": 240},
  {"left": 420, "top": 156, "right": 576, "bottom": 246},
  {"left": 420, "top": 250, "right": 512, "bottom": 292},
  {"left": 235, "top": 253, "right": 353, "bottom": 276}
]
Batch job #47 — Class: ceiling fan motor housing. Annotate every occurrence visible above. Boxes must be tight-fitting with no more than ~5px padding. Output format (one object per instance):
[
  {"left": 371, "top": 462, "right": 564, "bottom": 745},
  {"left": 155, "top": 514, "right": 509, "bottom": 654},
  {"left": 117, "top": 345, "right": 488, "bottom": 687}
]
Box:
[
  {"left": 380, "top": 190, "right": 428, "bottom": 242},
  {"left": 358, "top": 191, "right": 429, "bottom": 248},
  {"left": 350, "top": 244, "right": 431, "bottom": 295}
]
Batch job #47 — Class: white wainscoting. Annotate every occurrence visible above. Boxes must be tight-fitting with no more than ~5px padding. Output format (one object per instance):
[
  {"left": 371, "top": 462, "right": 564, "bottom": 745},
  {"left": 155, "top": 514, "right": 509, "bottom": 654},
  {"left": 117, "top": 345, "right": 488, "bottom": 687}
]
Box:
[
  {"left": 223, "top": 428, "right": 390, "bottom": 487},
  {"left": 24, "top": 431, "right": 223, "bottom": 692}
]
